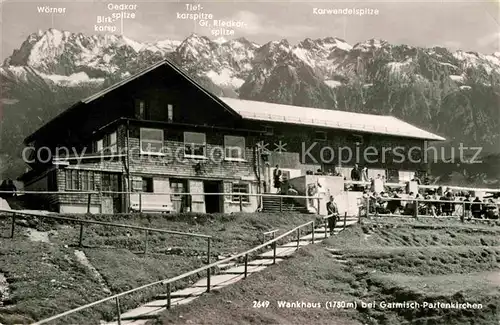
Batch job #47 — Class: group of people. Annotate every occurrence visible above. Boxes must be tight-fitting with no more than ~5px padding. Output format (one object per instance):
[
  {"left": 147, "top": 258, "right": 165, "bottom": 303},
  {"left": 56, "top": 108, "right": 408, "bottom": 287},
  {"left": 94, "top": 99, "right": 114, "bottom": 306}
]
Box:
[
  {"left": 305, "top": 168, "right": 342, "bottom": 177},
  {"left": 271, "top": 164, "right": 499, "bottom": 221},
  {"left": 348, "top": 164, "right": 391, "bottom": 192},
  {"left": 362, "top": 187, "right": 499, "bottom": 220}
]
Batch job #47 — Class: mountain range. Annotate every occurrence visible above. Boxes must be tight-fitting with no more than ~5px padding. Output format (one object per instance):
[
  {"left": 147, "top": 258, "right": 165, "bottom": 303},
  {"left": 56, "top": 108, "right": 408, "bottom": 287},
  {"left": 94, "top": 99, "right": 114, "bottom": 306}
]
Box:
[{"left": 1, "top": 28, "right": 499, "bottom": 184}]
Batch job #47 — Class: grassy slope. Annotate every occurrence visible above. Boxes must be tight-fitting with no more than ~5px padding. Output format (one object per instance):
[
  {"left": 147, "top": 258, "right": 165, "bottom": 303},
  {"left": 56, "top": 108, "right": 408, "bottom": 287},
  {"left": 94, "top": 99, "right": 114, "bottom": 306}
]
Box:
[
  {"left": 0, "top": 212, "right": 320, "bottom": 324},
  {"left": 153, "top": 221, "right": 500, "bottom": 325}
]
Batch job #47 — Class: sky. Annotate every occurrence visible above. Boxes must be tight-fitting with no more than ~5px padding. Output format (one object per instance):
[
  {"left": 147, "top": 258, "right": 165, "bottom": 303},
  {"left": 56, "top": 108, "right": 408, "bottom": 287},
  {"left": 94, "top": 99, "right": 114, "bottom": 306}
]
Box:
[{"left": 1, "top": 0, "right": 499, "bottom": 60}]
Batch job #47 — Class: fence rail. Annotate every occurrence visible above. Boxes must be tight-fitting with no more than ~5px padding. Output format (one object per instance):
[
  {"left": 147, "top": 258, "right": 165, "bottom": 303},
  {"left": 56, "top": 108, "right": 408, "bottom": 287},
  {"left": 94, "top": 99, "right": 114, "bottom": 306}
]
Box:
[
  {"left": 31, "top": 218, "right": 320, "bottom": 325},
  {"left": 0, "top": 208, "right": 212, "bottom": 257}
]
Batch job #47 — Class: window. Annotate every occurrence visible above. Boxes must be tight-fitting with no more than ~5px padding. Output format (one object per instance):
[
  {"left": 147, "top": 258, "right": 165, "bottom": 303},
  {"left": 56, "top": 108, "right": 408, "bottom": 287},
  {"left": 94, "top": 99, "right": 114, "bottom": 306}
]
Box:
[
  {"left": 140, "top": 128, "right": 164, "bottom": 154},
  {"left": 224, "top": 135, "right": 245, "bottom": 160},
  {"left": 170, "top": 180, "right": 185, "bottom": 195},
  {"left": 135, "top": 99, "right": 148, "bottom": 119},
  {"left": 66, "top": 170, "right": 78, "bottom": 190},
  {"left": 101, "top": 132, "right": 117, "bottom": 153},
  {"left": 232, "top": 183, "right": 249, "bottom": 203},
  {"left": 108, "top": 132, "right": 117, "bottom": 153},
  {"left": 142, "top": 177, "right": 153, "bottom": 192},
  {"left": 103, "top": 134, "right": 110, "bottom": 149},
  {"left": 102, "top": 173, "right": 120, "bottom": 198},
  {"left": 184, "top": 132, "right": 206, "bottom": 157},
  {"left": 315, "top": 131, "right": 327, "bottom": 141},
  {"left": 66, "top": 170, "right": 95, "bottom": 191},
  {"left": 48, "top": 171, "right": 57, "bottom": 191},
  {"left": 167, "top": 104, "right": 174, "bottom": 122},
  {"left": 263, "top": 126, "right": 274, "bottom": 135}
]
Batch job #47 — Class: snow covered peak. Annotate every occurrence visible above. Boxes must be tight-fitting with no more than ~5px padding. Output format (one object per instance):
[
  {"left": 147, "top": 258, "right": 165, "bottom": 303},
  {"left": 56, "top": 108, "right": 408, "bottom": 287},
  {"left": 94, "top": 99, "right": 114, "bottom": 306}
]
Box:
[
  {"left": 4, "top": 28, "right": 184, "bottom": 74},
  {"left": 296, "top": 37, "right": 352, "bottom": 59},
  {"left": 233, "top": 37, "right": 259, "bottom": 49},
  {"left": 213, "top": 37, "right": 228, "bottom": 45},
  {"left": 144, "top": 39, "right": 181, "bottom": 53},
  {"left": 353, "top": 38, "right": 389, "bottom": 52},
  {"left": 258, "top": 39, "right": 291, "bottom": 56},
  {"left": 177, "top": 33, "right": 216, "bottom": 62},
  {"left": 156, "top": 39, "right": 181, "bottom": 48},
  {"left": 319, "top": 37, "right": 352, "bottom": 51},
  {"left": 182, "top": 33, "right": 212, "bottom": 46},
  {"left": 453, "top": 50, "right": 500, "bottom": 74},
  {"left": 27, "top": 28, "right": 73, "bottom": 66},
  {"left": 121, "top": 36, "right": 144, "bottom": 52}
]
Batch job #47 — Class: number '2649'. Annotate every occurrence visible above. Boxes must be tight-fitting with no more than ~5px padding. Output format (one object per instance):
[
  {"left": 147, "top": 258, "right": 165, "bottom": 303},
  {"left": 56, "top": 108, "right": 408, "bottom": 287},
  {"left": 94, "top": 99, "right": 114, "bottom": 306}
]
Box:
[{"left": 253, "top": 301, "right": 270, "bottom": 308}]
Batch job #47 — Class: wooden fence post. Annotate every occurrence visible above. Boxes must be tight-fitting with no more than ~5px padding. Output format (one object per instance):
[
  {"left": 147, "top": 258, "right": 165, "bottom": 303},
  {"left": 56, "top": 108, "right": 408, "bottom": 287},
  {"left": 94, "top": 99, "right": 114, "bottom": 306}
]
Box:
[
  {"left": 10, "top": 213, "right": 16, "bottom": 238},
  {"left": 272, "top": 241, "right": 277, "bottom": 264},
  {"left": 115, "top": 297, "right": 122, "bottom": 325},
  {"left": 78, "top": 223, "right": 84, "bottom": 247},
  {"left": 366, "top": 198, "right": 370, "bottom": 218},
  {"left": 206, "top": 266, "right": 211, "bottom": 293},
  {"left": 87, "top": 193, "right": 91, "bottom": 214},
  {"left": 311, "top": 221, "right": 315, "bottom": 244},
  {"left": 413, "top": 199, "right": 419, "bottom": 219},
  {"left": 167, "top": 283, "right": 171, "bottom": 309},
  {"left": 244, "top": 254, "right": 248, "bottom": 278},
  {"left": 461, "top": 202, "right": 465, "bottom": 223},
  {"left": 296, "top": 228, "right": 300, "bottom": 250},
  {"left": 207, "top": 237, "right": 211, "bottom": 264},
  {"left": 239, "top": 195, "right": 243, "bottom": 212},
  {"left": 144, "top": 230, "right": 148, "bottom": 254},
  {"left": 279, "top": 196, "right": 282, "bottom": 212},
  {"left": 206, "top": 237, "right": 211, "bottom": 293},
  {"left": 139, "top": 193, "right": 142, "bottom": 213}
]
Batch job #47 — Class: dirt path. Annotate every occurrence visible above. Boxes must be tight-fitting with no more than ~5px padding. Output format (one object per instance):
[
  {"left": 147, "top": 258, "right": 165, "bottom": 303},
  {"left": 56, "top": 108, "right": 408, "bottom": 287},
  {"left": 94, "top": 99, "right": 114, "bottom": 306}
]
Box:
[
  {"left": 486, "top": 270, "right": 500, "bottom": 286},
  {"left": 74, "top": 250, "right": 111, "bottom": 294}
]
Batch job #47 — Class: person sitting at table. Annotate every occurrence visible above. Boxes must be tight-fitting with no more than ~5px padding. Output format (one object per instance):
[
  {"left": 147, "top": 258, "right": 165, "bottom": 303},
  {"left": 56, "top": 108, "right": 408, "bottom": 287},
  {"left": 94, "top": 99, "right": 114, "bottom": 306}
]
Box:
[
  {"left": 387, "top": 191, "right": 402, "bottom": 214},
  {"left": 440, "top": 192, "right": 454, "bottom": 216},
  {"left": 485, "top": 199, "right": 498, "bottom": 219},
  {"left": 471, "top": 197, "right": 483, "bottom": 219}
]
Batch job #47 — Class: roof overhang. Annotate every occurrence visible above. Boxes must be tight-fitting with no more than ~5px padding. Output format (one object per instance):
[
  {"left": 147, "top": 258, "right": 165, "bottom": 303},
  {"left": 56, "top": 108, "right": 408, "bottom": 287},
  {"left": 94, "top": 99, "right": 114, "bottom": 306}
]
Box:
[{"left": 218, "top": 97, "right": 446, "bottom": 142}]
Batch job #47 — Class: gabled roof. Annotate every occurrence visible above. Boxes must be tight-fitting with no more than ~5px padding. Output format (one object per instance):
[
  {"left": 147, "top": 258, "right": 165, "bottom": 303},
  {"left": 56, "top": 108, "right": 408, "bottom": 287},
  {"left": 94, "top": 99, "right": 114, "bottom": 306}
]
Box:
[
  {"left": 80, "top": 60, "right": 237, "bottom": 117},
  {"left": 218, "top": 97, "right": 446, "bottom": 141},
  {"left": 81, "top": 60, "right": 167, "bottom": 104},
  {"left": 24, "top": 59, "right": 239, "bottom": 143}
]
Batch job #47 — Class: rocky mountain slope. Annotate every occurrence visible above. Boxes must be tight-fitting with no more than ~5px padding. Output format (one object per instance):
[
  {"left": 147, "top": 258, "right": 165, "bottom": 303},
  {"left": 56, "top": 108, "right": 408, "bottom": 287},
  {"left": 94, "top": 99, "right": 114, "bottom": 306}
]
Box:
[{"left": 1, "top": 28, "right": 499, "bottom": 182}]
